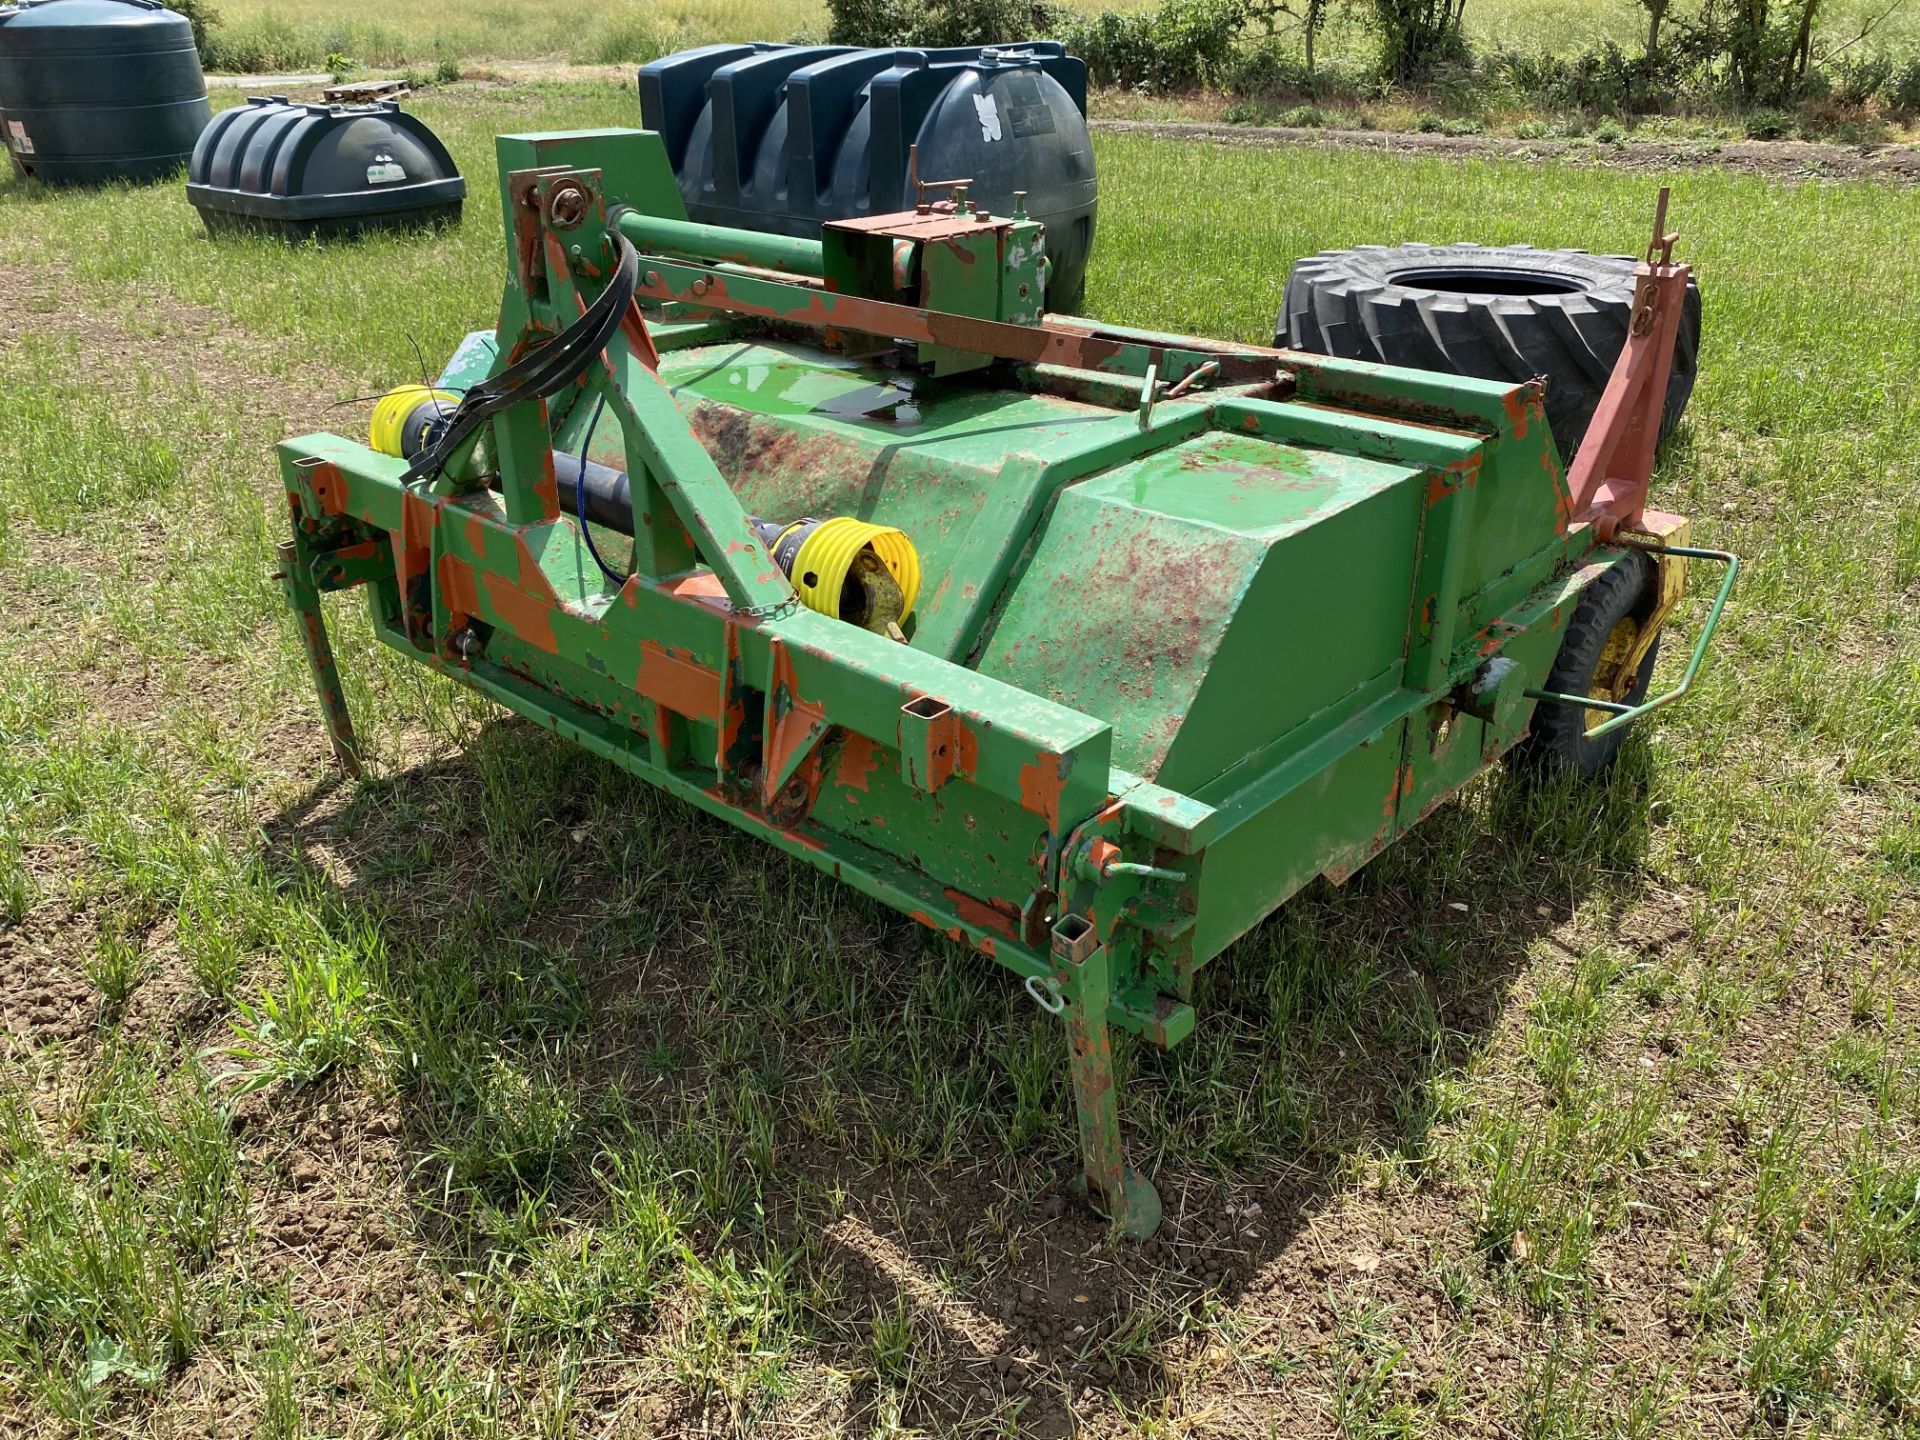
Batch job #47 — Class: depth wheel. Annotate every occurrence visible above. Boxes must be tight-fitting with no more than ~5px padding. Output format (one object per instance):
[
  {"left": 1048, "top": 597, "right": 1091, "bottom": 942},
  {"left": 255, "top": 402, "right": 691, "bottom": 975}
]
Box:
[{"left": 1512, "top": 550, "right": 1661, "bottom": 777}]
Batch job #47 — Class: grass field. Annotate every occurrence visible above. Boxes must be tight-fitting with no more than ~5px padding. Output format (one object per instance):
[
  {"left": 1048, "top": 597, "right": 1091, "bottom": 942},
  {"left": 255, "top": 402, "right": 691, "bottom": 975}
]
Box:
[
  {"left": 2, "top": 79, "right": 1918, "bottom": 1438},
  {"left": 200, "top": 0, "right": 1920, "bottom": 72}
]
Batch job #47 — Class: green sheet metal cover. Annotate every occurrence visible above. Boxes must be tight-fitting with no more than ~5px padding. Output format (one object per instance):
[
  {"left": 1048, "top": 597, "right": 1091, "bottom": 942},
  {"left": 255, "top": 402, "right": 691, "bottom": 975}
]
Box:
[{"left": 976, "top": 429, "right": 1428, "bottom": 791}]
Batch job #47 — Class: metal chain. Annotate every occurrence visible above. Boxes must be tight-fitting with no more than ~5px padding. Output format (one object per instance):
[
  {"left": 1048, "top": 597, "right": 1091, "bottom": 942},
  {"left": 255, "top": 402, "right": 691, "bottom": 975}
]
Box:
[{"left": 736, "top": 595, "right": 800, "bottom": 621}]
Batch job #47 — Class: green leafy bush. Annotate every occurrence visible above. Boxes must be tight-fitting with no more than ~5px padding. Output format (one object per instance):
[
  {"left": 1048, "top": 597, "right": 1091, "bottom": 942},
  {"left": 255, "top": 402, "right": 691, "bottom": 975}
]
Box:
[
  {"left": 1485, "top": 42, "right": 1677, "bottom": 115},
  {"left": 826, "top": 0, "right": 912, "bottom": 44},
  {"left": 165, "top": 0, "right": 219, "bottom": 67},
  {"left": 1832, "top": 53, "right": 1893, "bottom": 107},
  {"left": 1063, "top": 0, "right": 1263, "bottom": 91},
  {"left": 1368, "top": 0, "right": 1470, "bottom": 83},
  {"left": 825, "top": 0, "right": 1059, "bottom": 47},
  {"left": 1225, "top": 38, "right": 1365, "bottom": 101},
  {"left": 1886, "top": 58, "right": 1920, "bottom": 113},
  {"left": 1743, "top": 106, "right": 1790, "bottom": 138}
]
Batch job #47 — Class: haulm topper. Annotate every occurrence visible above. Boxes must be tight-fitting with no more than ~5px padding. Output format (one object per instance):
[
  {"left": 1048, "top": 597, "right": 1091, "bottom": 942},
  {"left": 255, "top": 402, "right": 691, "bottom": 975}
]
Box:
[{"left": 276, "top": 129, "right": 1734, "bottom": 1235}]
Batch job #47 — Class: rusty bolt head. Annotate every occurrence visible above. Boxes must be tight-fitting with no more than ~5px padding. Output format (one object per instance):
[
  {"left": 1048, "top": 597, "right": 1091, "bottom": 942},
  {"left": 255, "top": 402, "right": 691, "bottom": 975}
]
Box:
[
  {"left": 769, "top": 774, "right": 813, "bottom": 827},
  {"left": 548, "top": 183, "right": 589, "bottom": 231}
]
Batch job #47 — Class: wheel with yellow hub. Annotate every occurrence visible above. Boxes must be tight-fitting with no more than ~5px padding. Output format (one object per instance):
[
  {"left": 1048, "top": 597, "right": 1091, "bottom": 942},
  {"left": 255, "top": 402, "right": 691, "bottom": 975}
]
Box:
[{"left": 1514, "top": 550, "right": 1661, "bottom": 777}]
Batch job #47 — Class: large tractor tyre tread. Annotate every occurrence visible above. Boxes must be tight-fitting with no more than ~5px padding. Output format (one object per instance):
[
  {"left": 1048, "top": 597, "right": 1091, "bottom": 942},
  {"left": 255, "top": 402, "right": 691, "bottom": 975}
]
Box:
[
  {"left": 1278, "top": 243, "right": 1701, "bottom": 462},
  {"left": 1511, "top": 549, "right": 1661, "bottom": 778}
]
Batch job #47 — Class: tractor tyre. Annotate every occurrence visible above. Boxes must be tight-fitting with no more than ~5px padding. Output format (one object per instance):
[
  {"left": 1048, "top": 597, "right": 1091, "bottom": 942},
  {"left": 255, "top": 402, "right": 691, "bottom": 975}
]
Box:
[
  {"left": 1277, "top": 243, "right": 1701, "bottom": 462},
  {"left": 1511, "top": 549, "right": 1662, "bottom": 778}
]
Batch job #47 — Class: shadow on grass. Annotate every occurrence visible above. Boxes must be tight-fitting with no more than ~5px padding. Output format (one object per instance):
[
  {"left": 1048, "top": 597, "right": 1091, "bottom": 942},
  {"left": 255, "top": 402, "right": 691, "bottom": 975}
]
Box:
[{"left": 260, "top": 710, "right": 1660, "bottom": 1435}]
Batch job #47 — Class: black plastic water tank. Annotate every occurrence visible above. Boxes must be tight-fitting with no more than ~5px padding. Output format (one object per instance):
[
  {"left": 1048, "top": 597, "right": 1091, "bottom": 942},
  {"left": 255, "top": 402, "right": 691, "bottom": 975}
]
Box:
[
  {"left": 0, "top": 0, "right": 209, "bottom": 185},
  {"left": 640, "top": 42, "right": 1096, "bottom": 312},
  {"left": 186, "top": 97, "right": 465, "bottom": 240}
]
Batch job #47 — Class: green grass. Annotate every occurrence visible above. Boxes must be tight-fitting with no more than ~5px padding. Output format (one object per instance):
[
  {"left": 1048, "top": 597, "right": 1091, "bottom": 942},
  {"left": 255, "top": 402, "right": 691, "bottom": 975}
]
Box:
[
  {"left": 205, "top": 0, "right": 827, "bottom": 71},
  {"left": 0, "top": 79, "right": 1917, "bottom": 1437},
  {"left": 197, "top": 0, "right": 1920, "bottom": 73}
]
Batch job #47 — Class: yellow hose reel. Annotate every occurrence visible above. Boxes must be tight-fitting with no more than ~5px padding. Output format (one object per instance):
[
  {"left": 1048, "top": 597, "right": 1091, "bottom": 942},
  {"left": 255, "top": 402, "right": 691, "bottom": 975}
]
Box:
[
  {"left": 763, "top": 516, "right": 921, "bottom": 635},
  {"left": 368, "top": 384, "right": 458, "bottom": 459}
]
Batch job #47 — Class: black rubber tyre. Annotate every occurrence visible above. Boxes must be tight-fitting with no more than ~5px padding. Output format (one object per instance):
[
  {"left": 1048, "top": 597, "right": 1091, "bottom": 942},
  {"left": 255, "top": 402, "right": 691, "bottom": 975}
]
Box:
[
  {"left": 1511, "top": 549, "right": 1662, "bottom": 777},
  {"left": 1278, "top": 243, "right": 1702, "bottom": 462}
]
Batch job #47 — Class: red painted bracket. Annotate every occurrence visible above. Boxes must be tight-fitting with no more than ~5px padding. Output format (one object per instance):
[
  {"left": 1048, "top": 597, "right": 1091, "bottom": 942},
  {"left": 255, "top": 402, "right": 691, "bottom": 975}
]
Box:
[{"left": 1565, "top": 189, "right": 1692, "bottom": 540}]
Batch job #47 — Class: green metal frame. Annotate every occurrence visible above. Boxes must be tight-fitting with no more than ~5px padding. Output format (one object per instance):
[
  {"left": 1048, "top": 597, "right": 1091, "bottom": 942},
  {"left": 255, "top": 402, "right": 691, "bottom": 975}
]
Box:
[
  {"left": 1524, "top": 543, "right": 1740, "bottom": 739},
  {"left": 274, "top": 128, "right": 1720, "bottom": 1235}
]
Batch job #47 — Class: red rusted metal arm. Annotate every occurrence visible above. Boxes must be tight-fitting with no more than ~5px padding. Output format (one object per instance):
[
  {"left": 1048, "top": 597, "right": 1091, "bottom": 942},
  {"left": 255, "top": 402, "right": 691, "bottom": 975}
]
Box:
[{"left": 1564, "top": 187, "right": 1691, "bottom": 540}]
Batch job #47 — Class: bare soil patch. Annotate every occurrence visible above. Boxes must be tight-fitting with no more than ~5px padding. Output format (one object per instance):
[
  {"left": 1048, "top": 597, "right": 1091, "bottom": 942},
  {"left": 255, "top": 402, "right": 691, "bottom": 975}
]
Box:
[{"left": 1092, "top": 118, "right": 1920, "bottom": 182}]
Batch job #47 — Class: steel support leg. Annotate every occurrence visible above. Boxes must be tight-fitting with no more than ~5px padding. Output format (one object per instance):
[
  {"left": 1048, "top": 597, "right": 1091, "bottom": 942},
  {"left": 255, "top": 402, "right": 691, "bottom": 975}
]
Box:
[
  {"left": 277, "top": 539, "right": 363, "bottom": 778},
  {"left": 1062, "top": 939, "right": 1162, "bottom": 1238}
]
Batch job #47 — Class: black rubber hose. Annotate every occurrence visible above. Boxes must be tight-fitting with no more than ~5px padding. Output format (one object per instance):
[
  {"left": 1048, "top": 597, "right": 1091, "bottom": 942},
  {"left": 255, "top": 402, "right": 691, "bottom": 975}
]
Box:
[{"left": 401, "top": 234, "right": 641, "bottom": 484}]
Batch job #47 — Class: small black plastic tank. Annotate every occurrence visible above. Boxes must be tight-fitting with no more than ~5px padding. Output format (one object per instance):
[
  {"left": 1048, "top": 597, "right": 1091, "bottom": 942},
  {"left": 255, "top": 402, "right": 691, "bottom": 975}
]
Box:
[
  {"left": 640, "top": 42, "right": 1097, "bottom": 312},
  {"left": 186, "top": 97, "right": 465, "bottom": 240},
  {"left": 0, "top": 0, "right": 210, "bottom": 185}
]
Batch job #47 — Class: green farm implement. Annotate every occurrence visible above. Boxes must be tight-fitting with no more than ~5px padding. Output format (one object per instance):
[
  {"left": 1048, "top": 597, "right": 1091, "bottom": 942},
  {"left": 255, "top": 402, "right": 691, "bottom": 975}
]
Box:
[{"left": 276, "top": 129, "right": 1733, "bottom": 1235}]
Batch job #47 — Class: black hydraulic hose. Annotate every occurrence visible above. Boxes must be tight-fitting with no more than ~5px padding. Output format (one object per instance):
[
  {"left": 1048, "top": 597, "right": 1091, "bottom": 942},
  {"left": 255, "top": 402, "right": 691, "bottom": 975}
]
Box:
[
  {"left": 400, "top": 235, "right": 641, "bottom": 485},
  {"left": 571, "top": 390, "right": 627, "bottom": 587}
]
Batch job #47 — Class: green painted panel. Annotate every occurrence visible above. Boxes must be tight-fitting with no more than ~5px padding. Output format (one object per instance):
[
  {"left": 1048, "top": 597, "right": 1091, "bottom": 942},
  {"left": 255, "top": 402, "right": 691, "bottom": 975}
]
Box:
[
  {"left": 1073, "top": 430, "right": 1416, "bottom": 538},
  {"left": 1190, "top": 719, "right": 1408, "bottom": 963},
  {"left": 977, "top": 429, "right": 1426, "bottom": 791}
]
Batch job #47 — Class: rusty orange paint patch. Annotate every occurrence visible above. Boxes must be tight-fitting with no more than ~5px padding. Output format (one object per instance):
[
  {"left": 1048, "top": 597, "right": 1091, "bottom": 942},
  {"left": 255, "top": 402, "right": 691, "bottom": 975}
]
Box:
[
  {"left": 636, "top": 640, "right": 720, "bottom": 724},
  {"left": 836, "top": 733, "right": 880, "bottom": 793},
  {"left": 481, "top": 571, "right": 559, "bottom": 654},
  {"left": 308, "top": 461, "right": 349, "bottom": 517},
  {"left": 1086, "top": 838, "right": 1121, "bottom": 877},
  {"left": 1503, "top": 385, "right": 1535, "bottom": 440},
  {"left": 1018, "top": 752, "right": 1068, "bottom": 828},
  {"left": 511, "top": 537, "right": 563, "bottom": 606},
  {"left": 953, "top": 717, "right": 980, "bottom": 780},
  {"left": 1381, "top": 762, "right": 1415, "bottom": 819},
  {"left": 943, "top": 888, "right": 1021, "bottom": 941},
  {"left": 664, "top": 571, "right": 730, "bottom": 607},
  {"left": 434, "top": 554, "right": 480, "bottom": 631},
  {"left": 1425, "top": 456, "right": 1480, "bottom": 508},
  {"left": 398, "top": 489, "right": 435, "bottom": 582},
  {"left": 532, "top": 456, "right": 560, "bottom": 521},
  {"left": 462, "top": 508, "right": 489, "bottom": 562},
  {"left": 763, "top": 638, "right": 828, "bottom": 807}
]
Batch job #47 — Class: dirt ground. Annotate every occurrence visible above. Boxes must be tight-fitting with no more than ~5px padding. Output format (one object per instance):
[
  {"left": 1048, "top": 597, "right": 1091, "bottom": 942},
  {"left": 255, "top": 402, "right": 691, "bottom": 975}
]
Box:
[{"left": 1091, "top": 118, "right": 1920, "bottom": 182}]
